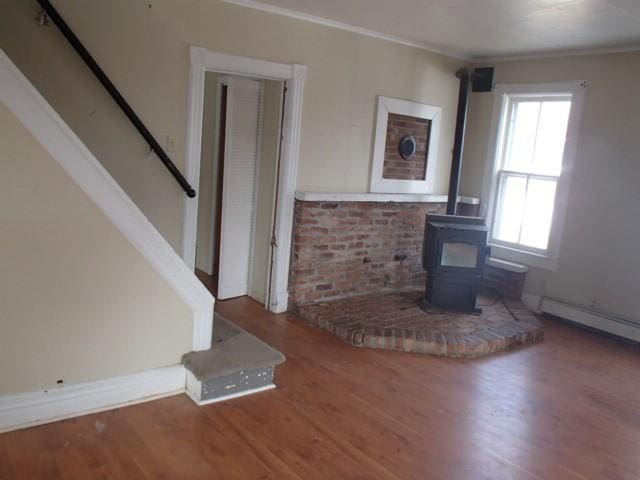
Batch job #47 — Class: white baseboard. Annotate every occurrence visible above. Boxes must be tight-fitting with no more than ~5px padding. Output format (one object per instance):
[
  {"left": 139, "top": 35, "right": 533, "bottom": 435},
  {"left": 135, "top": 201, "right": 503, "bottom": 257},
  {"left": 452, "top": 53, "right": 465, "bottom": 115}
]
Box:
[
  {"left": 0, "top": 366, "right": 186, "bottom": 433},
  {"left": 521, "top": 293, "right": 543, "bottom": 313},
  {"left": 541, "top": 298, "right": 640, "bottom": 342}
]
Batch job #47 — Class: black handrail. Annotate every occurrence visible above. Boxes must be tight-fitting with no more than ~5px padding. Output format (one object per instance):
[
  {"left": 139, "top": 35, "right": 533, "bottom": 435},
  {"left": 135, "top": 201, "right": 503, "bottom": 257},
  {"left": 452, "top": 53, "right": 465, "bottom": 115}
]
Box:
[{"left": 36, "top": 0, "right": 196, "bottom": 198}]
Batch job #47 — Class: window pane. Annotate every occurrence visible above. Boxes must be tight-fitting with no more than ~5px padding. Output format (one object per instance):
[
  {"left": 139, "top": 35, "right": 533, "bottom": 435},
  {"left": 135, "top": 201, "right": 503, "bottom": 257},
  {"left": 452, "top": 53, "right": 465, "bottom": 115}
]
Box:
[
  {"left": 493, "top": 174, "right": 527, "bottom": 244},
  {"left": 520, "top": 178, "right": 557, "bottom": 250},
  {"left": 532, "top": 101, "right": 571, "bottom": 176},
  {"left": 504, "top": 101, "right": 540, "bottom": 172}
]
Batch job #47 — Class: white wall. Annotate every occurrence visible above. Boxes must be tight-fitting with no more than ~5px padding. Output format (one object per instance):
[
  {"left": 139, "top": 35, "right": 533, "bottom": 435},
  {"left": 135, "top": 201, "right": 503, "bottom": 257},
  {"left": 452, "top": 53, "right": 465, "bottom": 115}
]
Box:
[
  {"left": 0, "top": 102, "right": 192, "bottom": 396},
  {"left": 0, "top": 0, "right": 464, "bottom": 254},
  {"left": 461, "top": 51, "right": 640, "bottom": 322}
]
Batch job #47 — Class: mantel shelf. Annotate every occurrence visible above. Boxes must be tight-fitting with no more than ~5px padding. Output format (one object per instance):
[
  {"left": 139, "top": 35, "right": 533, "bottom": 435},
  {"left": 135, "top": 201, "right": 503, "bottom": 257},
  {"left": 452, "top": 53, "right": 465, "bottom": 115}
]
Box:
[{"left": 295, "top": 191, "right": 481, "bottom": 205}]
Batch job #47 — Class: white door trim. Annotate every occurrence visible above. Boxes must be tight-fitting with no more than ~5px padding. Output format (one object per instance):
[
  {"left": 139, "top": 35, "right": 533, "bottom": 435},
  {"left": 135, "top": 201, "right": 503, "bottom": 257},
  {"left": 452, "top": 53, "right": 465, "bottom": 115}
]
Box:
[{"left": 183, "top": 46, "right": 306, "bottom": 313}]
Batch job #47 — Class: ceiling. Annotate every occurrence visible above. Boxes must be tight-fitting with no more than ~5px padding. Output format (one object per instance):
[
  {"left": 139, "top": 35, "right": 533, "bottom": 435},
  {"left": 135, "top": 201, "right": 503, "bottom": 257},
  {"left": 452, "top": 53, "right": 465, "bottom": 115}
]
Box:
[{"left": 224, "top": 0, "right": 640, "bottom": 59}]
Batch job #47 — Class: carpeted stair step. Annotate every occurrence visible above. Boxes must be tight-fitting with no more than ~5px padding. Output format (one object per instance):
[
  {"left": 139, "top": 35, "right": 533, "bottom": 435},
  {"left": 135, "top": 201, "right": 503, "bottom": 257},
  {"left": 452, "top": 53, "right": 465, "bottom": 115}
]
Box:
[{"left": 182, "top": 314, "right": 285, "bottom": 405}]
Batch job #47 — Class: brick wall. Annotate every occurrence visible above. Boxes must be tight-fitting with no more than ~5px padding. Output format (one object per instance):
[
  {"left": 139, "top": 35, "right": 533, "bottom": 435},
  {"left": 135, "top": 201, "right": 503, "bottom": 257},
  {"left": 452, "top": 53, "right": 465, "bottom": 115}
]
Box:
[
  {"left": 288, "top": 200, "right": 525, "bottom": 308},
  {"left": 290, "top": 201, "right": 446, "bottom": 306},
  {"left": 383, "top": 113, "right": 431, "bottom": 180}
]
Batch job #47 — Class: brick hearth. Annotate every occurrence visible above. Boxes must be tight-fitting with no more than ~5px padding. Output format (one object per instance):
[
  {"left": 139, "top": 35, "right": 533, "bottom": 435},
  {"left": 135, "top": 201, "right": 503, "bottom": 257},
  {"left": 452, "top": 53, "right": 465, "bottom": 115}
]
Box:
[{"left": 296, "top": 291, "right": 543, "bottom": 357}]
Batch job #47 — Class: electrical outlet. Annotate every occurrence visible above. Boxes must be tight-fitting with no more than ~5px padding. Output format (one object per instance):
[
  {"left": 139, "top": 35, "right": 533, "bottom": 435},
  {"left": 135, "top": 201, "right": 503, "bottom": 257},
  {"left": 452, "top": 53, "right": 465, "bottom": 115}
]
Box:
[{"left": 166, "top": 135, "right": 177, "bottom": 152}]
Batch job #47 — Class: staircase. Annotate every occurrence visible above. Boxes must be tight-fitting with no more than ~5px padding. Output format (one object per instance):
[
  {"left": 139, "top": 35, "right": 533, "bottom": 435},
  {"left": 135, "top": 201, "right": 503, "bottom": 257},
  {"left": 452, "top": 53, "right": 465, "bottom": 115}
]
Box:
[{"left": 183, "top": 315, "right": 285, "bottom": 405}]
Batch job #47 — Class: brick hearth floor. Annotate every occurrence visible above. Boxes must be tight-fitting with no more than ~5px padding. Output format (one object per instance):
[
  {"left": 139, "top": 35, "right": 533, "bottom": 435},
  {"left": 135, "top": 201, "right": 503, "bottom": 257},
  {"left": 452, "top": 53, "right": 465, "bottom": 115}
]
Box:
[{"left": 295, "top": 291, "right": 543, "bottom": 357}]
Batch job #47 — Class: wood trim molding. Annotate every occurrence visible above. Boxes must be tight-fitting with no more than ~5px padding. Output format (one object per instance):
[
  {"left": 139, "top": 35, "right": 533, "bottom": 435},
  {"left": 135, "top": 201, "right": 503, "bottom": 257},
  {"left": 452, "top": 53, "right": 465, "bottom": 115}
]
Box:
[
  {"left": 542, "top": 298, "right": 640, "bottom": 343},
  {"left": 370, "top": 96, "right": 442, "bottom": 194},
  {"left": 295, "top": 191, "right": 480, "bottom": 205},
  {"left": 0, "top": 366, "right": 186, "bottom": 433},
  {"left": 0, "top": 49, "right": 214, "bottom": 351},
  {"left": 183, "top": 46, "right": 307, "bottom": 314}
]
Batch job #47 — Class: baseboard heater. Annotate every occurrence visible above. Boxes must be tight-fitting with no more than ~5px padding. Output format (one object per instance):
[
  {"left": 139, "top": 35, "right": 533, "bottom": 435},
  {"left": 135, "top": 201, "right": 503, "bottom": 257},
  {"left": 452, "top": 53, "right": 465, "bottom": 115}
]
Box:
[{"left": 541, "top": 298, "right": 640, "bottom": 343}]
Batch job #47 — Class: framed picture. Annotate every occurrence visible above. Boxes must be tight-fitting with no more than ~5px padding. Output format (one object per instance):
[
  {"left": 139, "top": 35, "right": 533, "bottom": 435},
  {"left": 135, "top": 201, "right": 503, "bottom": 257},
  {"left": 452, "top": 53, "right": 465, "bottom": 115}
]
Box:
[{"left": 370, "top": 96, "right": 442, "bottom": 193}]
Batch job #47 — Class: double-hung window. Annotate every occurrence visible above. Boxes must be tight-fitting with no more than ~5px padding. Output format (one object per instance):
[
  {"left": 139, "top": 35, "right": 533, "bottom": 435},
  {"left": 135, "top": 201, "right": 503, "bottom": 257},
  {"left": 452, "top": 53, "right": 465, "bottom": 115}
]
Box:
[{"left": 485, "top": 82, "right": 586, "bottom": 269}]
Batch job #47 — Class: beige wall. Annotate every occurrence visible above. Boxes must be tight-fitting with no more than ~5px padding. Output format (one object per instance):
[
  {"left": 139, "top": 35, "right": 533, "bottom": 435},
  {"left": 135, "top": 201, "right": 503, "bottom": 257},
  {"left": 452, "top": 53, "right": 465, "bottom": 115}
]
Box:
[
  {"left": 0, "top": 0, "right": 464, "bottom": 254},
  {"left": 461, "top": 51, "right": 640, "bottom": 321},
  {"left": 196, "top": 72, "right": 219, "bottom": 273},
  {"left": 0, "top": 103, "right": 192, "bottom": 396}
]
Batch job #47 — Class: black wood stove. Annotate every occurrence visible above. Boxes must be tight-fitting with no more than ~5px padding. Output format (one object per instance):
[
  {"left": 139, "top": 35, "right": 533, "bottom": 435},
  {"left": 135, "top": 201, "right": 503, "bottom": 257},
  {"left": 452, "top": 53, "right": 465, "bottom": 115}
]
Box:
[
  {"left": 421, "top": 215, "right": 488, "bottom": 313},
  {"left": 418, "top": 66, "right": 494, "bottom": 314}
]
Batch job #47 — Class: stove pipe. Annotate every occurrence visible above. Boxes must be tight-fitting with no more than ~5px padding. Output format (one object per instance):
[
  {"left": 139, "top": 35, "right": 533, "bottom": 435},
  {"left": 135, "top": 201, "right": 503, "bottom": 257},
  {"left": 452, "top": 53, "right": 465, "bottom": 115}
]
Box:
[
  {"left": 446, "top": 67, "right": 494, "bottom": 215},
  {"left": 446, "top": 68, "right": 472, "bottom": 215}
]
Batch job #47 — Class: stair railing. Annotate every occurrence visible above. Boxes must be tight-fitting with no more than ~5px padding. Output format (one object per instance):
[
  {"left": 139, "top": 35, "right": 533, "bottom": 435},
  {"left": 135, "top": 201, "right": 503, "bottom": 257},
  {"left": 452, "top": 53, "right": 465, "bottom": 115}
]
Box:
[{"left": 36, "top": 0, "right": 196, "bottom": 198}]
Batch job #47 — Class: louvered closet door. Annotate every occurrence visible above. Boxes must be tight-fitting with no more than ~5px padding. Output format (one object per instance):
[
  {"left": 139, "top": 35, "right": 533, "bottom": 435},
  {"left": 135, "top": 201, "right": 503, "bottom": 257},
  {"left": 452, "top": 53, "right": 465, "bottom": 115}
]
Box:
[{"left": 217, "top": 77, "right": 262, "bottom": 299}]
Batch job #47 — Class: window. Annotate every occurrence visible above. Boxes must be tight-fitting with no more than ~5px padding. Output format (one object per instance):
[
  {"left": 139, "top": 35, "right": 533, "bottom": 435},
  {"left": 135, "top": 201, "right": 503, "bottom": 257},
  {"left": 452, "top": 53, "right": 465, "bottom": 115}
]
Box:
[{"left": 484, "top": 82, "right": 586, "bottom": 269}]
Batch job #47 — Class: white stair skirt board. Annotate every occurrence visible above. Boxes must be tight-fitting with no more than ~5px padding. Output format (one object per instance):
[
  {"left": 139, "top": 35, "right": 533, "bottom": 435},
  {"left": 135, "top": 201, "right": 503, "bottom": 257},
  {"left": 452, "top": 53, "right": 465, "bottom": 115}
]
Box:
[
  {"left": 0, "top": 49, "right": 214, "bottom": 351},
  {"left": 0, "top": 366, "right": 186, "bottom": 433},
  {"left": 542, "top": 298, "right": 640, "bottom": 343},
  {"left": 217, "top": 77, "right": 262, "bottom": 299}
]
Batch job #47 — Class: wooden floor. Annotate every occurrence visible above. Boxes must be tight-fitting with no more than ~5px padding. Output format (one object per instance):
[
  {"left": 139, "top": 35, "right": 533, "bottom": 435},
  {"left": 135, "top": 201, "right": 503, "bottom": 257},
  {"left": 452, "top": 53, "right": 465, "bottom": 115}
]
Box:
[{"left": 1, "top": 298, "right": 639, "bottom": 479}]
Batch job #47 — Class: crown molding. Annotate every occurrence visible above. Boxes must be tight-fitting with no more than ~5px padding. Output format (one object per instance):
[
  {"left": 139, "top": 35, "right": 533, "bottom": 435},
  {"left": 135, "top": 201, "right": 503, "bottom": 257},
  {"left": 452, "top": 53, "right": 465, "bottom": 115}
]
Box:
[
  {"left": 221, "top": 0, "right": 640, "bottom": 64},
  {"left": 219, "top": 0, "right": 468, "bottom": 60}
]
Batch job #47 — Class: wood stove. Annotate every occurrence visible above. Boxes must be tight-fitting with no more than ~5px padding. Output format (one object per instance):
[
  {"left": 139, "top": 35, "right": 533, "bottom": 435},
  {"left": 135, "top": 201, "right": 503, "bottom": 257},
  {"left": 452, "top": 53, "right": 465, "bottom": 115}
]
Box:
[{"left": 421, "top": 215, "right": 488, "bottom": 313}]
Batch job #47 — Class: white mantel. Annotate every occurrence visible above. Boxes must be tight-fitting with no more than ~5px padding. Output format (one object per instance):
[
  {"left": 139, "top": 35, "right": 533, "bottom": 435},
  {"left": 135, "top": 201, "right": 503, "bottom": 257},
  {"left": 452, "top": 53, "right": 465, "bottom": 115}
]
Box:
[{"left": 294, "top": 191, "right": 480, "bottom": 205}]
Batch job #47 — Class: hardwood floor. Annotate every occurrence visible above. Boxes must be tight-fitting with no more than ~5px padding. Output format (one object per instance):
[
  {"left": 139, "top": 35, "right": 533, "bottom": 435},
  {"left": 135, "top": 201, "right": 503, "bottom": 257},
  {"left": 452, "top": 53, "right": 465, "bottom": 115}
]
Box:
[{"left": 1, "top": 297, "right": 639, "bottom": 479}]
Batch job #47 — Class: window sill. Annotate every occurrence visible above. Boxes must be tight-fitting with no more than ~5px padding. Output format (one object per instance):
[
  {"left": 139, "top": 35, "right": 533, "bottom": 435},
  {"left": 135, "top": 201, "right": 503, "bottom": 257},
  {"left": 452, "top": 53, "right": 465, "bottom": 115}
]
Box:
[{"left": 488, "top": 243, "right": 558, "bottom": 271}]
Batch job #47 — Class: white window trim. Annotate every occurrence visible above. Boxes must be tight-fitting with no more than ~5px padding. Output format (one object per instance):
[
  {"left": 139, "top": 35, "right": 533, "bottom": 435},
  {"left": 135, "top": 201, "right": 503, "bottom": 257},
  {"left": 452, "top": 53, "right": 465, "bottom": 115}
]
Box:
[{"left": 480, "top": 81, "right": 587, "bottom": 270}]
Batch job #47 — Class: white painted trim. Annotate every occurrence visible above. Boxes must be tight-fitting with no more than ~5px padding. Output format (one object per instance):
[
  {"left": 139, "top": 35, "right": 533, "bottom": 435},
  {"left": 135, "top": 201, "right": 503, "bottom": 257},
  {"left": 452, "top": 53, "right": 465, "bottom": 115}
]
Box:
[
  {"left": 370, "top": 96, "right": 442, "bottom": 194},
  {"left": 220, "top": 0, "right": 467, "bottom": 60},
  {"left": 0, "top": 366, "right": 186, "bottom": 433},
  {"left": 0, "top": 50, "right": 214, "bottom": 351},
  {"left": 480, "top": 81, "right": 587, "bottom": 272},
  {"left": 295, "top": 191, "right": 480, "bottom": 205},
  {"left": 184, "top": 46, "right": 306, "bottom": 314},
  {"left": 542, "top": 298, "right": 640, "bottom": 343}
]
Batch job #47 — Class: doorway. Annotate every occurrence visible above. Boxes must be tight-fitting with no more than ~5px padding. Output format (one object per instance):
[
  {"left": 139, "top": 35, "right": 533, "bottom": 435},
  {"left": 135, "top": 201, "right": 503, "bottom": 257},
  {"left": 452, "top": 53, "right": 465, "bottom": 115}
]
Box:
[
  {"left": 195, "top": 73, "right": 285, "bottom": 308},
  {"left": 183, "top": 47, "right": 306, "bottom": 313}
]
